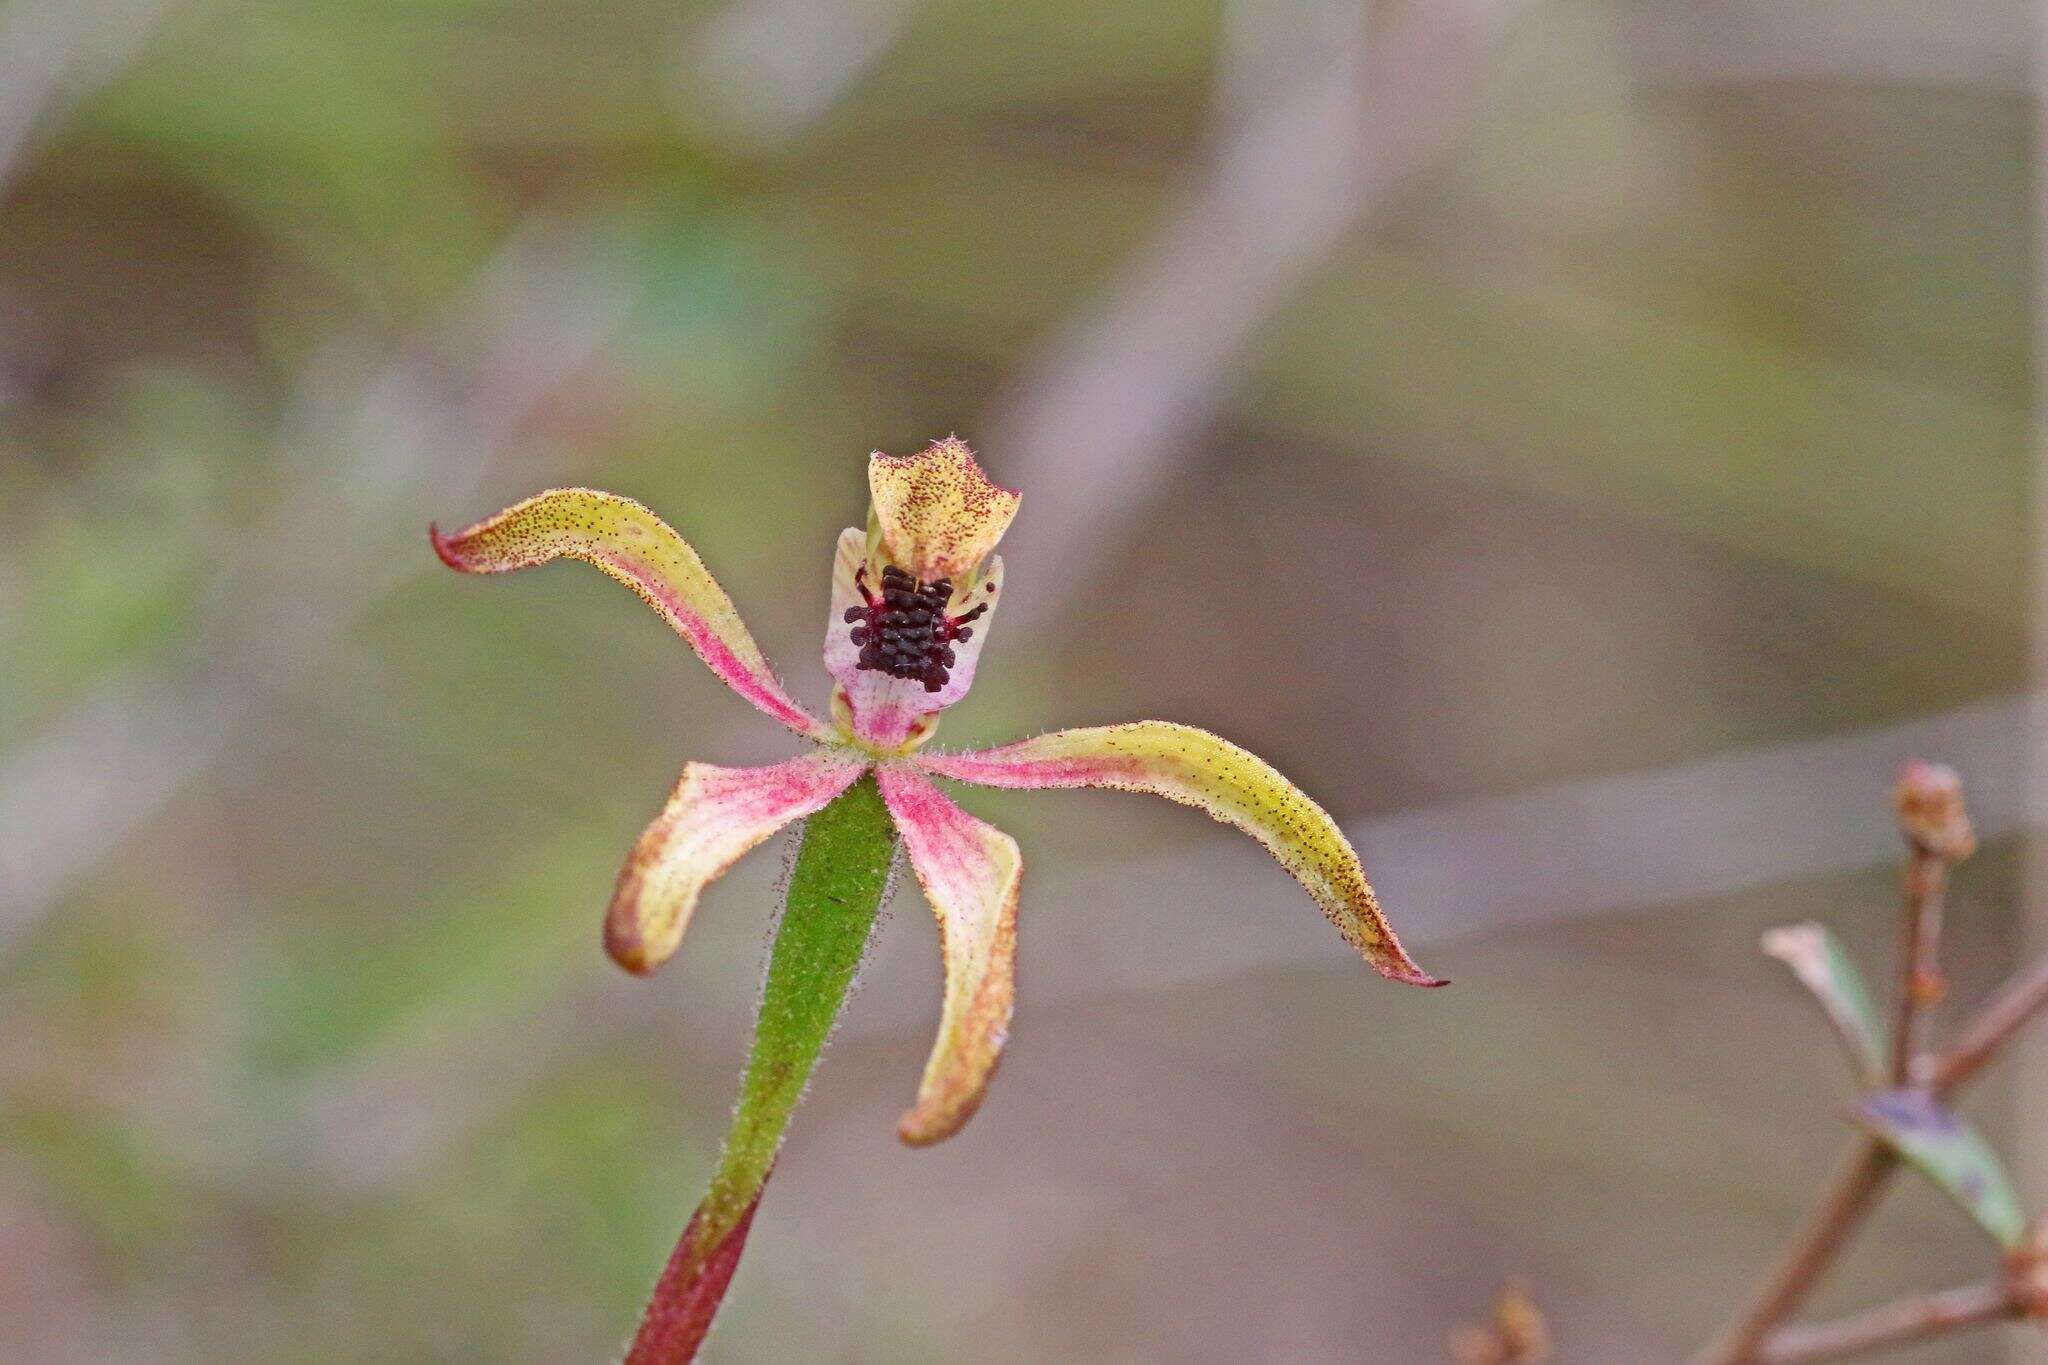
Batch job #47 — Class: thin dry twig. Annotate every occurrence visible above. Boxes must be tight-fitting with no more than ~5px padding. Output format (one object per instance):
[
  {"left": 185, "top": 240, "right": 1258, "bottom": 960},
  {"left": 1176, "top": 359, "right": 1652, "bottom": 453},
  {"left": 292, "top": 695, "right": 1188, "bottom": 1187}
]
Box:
[
  {"left": 1889, "top": 845, "right": 1948, "bottom": 1083},
  {"left": 1889, "top": 762, "right": 1974, "bottom": 1083},
  {"left": 1712, "top": 961, "right": 2048, "bottom": 1363},
  {"left": 1933, "top": 951, "right": 2048, "bottom": 1096},
  {"left": 1707, "top": 763, "right": 1982, "bottom": 1364},
  {"left": 1754, "top": 1281, "right": 2018, "bottom": 1364},
  {"left": 1706, "top": 1149, "right": 1898, "bottom": 1364}
]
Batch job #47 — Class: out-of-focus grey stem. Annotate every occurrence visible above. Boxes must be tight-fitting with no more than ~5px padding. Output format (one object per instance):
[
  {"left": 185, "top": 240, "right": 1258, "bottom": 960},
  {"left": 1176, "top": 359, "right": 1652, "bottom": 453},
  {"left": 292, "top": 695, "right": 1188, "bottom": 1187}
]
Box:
[
  {"left": 0, "top": 0, "right": 175, "bottom": 192},
  {"left": 991, "top": 0, "right": 1521, "bottom": 634},
  {"left": 284, "top": 686, "right": 2048, "bottom": 1193}
]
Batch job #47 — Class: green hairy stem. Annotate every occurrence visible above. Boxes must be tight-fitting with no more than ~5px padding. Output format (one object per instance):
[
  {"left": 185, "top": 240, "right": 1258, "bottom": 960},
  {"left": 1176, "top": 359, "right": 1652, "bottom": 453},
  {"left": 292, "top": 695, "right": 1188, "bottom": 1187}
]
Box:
[{"left": 625, "top": 773, "right": 898, "bottom": 1364}]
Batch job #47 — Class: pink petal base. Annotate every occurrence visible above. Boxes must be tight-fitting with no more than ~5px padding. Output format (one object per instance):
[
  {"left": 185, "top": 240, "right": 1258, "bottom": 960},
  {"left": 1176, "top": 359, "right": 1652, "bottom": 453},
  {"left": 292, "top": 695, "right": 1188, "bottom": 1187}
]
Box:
[{"left": 622, "top": 1186, "right": 766, "bottom": 1365}]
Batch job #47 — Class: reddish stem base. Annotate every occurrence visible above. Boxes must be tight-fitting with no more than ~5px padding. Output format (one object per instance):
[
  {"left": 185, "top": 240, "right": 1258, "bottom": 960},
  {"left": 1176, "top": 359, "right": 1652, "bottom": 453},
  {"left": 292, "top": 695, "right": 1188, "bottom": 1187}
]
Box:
[{"left": 623, "top": 1188, "right": 765, "bottom": 1365}]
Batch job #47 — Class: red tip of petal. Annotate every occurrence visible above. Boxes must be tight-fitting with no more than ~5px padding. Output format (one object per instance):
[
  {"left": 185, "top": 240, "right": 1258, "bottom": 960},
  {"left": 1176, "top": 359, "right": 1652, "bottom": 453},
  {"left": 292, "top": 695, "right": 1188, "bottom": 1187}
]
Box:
[
  {"left": 605, "top": 916, "right": 659, "bottom": 976},
  {"left": 427, "top": 521, "right": 467, "bottom": 571},
  {"left": 898, "top": 1090, "right": 990, "bottom": 1147},
  {"left": 1381, "top": 961, "right": 1449, "bottom": 988}
]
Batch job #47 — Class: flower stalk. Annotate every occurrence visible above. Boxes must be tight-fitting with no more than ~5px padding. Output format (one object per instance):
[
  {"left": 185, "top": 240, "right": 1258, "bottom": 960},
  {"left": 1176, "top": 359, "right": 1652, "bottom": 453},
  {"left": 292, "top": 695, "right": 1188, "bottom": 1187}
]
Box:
[
  {"left": 625, "top": 774, "right": 899, "bottom": 1364},
  {"left": 432, "top": 438, "right": 1441, "bottom": 1355}
]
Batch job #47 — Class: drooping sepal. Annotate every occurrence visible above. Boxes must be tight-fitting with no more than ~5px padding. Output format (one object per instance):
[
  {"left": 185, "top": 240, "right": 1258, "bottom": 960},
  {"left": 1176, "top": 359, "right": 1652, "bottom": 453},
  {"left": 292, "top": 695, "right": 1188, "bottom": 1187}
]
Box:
[
  {"left": 876, "top": 765, "right": 1021, "bottom": 1145},
  {"left": 606, "top": 750, "right": 869, "bottom": 974},
  {"left": 431, "top": 488, "right": 830, "bottom": 740},
  {"left": 920, "top": 722, "right": 1442, "bottom": 987}
]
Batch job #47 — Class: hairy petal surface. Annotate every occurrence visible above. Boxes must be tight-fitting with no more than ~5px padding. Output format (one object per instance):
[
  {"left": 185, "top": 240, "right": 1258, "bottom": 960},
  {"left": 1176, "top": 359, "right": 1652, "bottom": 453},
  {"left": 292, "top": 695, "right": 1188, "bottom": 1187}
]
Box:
[
  {"left": 868, "top": 437, "right": 1020, "bottom": 583},
  {"left": 825, "top": 527, "right": 1004, "bottom": 749},
  {"left": 432, "top": 487, "right": 829, "bottom": 739},
  {"left": 877, "top": 765, "right": 1021, "bottom": 1145},
  {"left": 921, "top": 723, "right": 1442, "bottom": 987},
  {"left": 606, "top": 749, "right": 870, "bottom": 974}
]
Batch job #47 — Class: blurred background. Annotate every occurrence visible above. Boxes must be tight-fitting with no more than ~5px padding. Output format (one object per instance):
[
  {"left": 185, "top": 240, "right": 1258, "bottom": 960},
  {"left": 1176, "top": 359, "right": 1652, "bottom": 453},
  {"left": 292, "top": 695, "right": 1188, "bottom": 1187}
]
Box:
[{"left": 0, "top": 0, "right": 2040, "bottom": 1359}]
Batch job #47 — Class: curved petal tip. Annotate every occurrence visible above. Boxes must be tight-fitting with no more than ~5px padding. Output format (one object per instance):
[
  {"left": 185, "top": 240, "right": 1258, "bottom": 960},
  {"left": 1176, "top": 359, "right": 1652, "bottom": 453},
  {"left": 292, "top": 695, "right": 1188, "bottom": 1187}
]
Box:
[
  {"left": 427, "top": 521, "right": 464, "bottom": 570},
  {"left": 604, "top": 753, "right": 870, "bottom": 978},
  {"left": 919, "top": 722, "right": 1444, "bottom": 989},
  {"left": 426, "top": 488, "right": 831, "bottom": 739},
  {"left": 877, "top": 766, "right": 1019, "bottom": 1146},
  {"left": 603, "top": 918, "right": 661, "bottom": 976},
  {"left": 897, "top": 1092, "right": 990, "bottom": 1147}
]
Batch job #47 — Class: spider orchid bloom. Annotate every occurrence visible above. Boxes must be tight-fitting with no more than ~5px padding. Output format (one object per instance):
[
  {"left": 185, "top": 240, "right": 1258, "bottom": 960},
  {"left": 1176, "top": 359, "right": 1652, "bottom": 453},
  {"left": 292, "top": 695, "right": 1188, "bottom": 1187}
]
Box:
[{"left": 431, "top": 438, "right": 1440, "bottom": 1148}]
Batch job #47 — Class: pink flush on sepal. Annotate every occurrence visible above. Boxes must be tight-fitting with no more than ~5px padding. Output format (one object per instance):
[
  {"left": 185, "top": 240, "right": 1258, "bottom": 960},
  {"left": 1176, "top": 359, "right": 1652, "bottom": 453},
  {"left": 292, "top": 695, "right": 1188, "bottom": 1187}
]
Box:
[
  {"left": 429, "top": 490, "right": 830, "bottom": 741},
  {"left": 432, "top": 436, "right": 1441, "bottom": 1150}
]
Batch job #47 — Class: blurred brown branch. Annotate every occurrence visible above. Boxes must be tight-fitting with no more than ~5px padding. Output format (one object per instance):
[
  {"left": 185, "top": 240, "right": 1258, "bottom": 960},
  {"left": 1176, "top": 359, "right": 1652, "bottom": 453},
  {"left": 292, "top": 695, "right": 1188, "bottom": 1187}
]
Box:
[
  {"left": 1888, "top": 761, "right": 1972, "bottom": 1084},
  {"left": 1755, "top": 1280, "right": 2019, "bottom": 1364},
  {"left": 1935, "top": 943, "right": 2048, "bottom": 1097},
  {"left": 1706, "top": 764, "right": 2048, "bottom": 1363}
]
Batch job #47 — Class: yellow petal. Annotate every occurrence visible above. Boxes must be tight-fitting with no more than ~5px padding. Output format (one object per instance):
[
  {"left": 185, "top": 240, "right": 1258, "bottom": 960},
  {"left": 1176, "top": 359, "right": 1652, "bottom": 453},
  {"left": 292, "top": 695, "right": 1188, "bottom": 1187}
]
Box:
[
  {"left": 920, "top": 723, "right": 1442, "bottom": 987},
  {"left": 875, "top": 765, "right": 1021, "bottom": 1145},
  {"left": 867, "top": 437, "right": 1019, "bottom": 583},
  {"left": 432, "top": 488, "right": 829, "bottom": 739},
  {"left": 607, "top": 750, "right": 870, "bottom": 974}
]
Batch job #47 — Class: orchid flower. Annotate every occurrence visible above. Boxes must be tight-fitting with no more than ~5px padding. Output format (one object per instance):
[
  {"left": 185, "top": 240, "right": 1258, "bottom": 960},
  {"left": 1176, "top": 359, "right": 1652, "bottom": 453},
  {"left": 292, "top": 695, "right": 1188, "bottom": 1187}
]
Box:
[{"left": 431, "top": 438, "right": 1441, "bottom": 1361}]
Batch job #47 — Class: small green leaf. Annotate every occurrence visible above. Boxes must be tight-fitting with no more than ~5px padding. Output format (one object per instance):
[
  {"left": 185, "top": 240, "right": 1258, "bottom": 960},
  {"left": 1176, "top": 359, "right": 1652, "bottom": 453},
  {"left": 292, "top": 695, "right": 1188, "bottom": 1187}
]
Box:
[
  {"left": 1854, "top": 1088, "right": 2029, "bottom": 1249},
  {"left": 1761, "top": 922, "right": 1888, "bottom": 1085}
]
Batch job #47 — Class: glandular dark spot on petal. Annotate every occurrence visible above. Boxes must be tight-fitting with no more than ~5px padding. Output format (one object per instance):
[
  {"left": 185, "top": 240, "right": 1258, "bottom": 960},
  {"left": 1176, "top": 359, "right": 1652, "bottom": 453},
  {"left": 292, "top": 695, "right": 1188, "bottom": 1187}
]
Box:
[{"left": 847, "top": 563, "right": 987, "bottom": 689}]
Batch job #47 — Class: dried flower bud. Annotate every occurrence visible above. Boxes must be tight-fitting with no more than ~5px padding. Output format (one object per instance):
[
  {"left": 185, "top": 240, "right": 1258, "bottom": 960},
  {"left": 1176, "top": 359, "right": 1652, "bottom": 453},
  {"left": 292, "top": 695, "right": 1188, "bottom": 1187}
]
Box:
[
  {"left": 1893, "top": 760, "right": 1976, "bottom": 861},
  {"left": 1449, "top": 1280, "right": 1551, "bottom": 1364}
]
